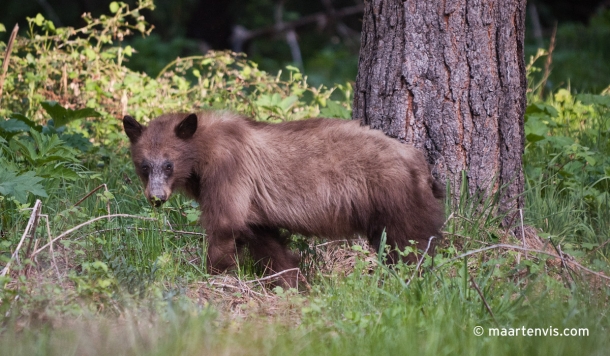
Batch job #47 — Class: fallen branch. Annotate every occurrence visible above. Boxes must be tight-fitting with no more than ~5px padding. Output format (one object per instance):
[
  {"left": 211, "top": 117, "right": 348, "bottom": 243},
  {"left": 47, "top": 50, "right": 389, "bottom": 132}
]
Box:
[
  {"left": 405, "top": 235, "right": 436, "bottom": 287},
  {"left": 76, "top": 226, "right": 205, "bottom": 239},
  {"left": 244, "top": 268, "right": 301, "bottom": 285},
  {"left": 73, "top": 183, "right": 111, "bottom": 216},
  {"left": 207, "top": 280, "right": 266, "bottom": 298},
  {"left": 31, "top": 214, "right": 156, "bottom": 258},
  {"left": 40, "top": 214, "right": 62, "bottom": 280},
  {"left": 1, "top": 199, "right": 41, "bottom": 277},
  {"left": 434, "top": 243, "right": 610, "bottom": 283},
  {"left": 470, "top": 275, "right": 498, "bottom": 326}
]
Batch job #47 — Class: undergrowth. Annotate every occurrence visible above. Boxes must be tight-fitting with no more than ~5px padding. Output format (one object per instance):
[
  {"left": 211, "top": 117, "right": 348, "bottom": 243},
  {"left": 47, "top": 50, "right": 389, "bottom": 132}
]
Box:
[{"left": 0, "top": 2, "right": 609, "bottom": 355}]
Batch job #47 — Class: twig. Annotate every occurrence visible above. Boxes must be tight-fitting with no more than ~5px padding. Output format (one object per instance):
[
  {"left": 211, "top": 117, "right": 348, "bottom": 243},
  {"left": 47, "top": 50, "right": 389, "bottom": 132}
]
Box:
[
  {"left": 470, "top": 275, "right": 498, "bottom": 326},
  {"left": 1, "top": 199, "right": 41, "bottom": 277},
  {"left": 75, "top": 227, "right": 205, "bottom": 238},
  {"left": 244, "top": 268, "right": 301, "bottom": 284},
  {"left": 406, "top": 236, "right": 436, "bottom": 287},
  {"left": 207, "top": 281, "right": 266, "bottom": 298},
  {"left": 23, "top": 201, "right": 43, "bottom": 261},
  {"left": 553, "top": 241, "right": 576, "bottom": 284},
  {"left": 315, "top": 239, "right": 351, "bottom": 249},
  {"left": 520, "top": 209, "right": 527, "bottom": 260},
  {"left": 74, "top": 183, "right": 111, "bottom": 216},
  {"left": 441, "top": 212, "right": 455, "bottom": 229},
  {"left": 31, "top": 214, "right": 156, "bottom": 257},
  {"left": 0, "top": 24, "right": 19, "bottom": 105},
  {"left": 590, "top": 238, "right": 610, "bottom": 255},
  {"left": 434, "top": 243, "right": 610, "bottom": 282},
  {"left": 40, "top": 214, "right": 62, "bottom": 280}
]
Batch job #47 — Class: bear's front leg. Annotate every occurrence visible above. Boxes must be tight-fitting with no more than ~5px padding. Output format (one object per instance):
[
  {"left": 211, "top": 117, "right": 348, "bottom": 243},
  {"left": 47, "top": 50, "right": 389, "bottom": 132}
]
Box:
[{"left": 205, "top": 230, "right": 240, "bottom": 274}]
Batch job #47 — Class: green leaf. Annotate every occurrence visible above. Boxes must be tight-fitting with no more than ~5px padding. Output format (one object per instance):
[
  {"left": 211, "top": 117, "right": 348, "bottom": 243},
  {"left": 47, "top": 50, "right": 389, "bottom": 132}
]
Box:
[
  {"left": 123, "top": 45, "right": 133, "bottom": 57},
  {"left": 12, "top": 130, "right": 80, "bottom": 166},
  {"left": 37, "top": 164, "right": 80, "bottom": 181},
  {"left": 524, "top": 116, "right": 548, "bottom": 143},
  {"left": 109, "top": 2, "right": 120, "bottom": 13},
  {"left": 554, "top": 89, "right": 572, "bottom": 103},
  {"left": 279, "top": 95, "right": 298, "bottom": 112},
  {"left": 40, "top": 101, "right": 101, "bottom": 128},
  {"left": 320, "top": 100, "right": 351, "bottom": 119},
  {"left": 60, "top": 132, "right": 93, "bottom": 152},
  {"left": 34, "top": 13, "right": 45, "bottom": 26},
  {"left": 525, "top": 103, "right": 558, "bottom": 117},
  {"left": 10, "top": 113, "right": 43, "bottom": 131},
  {"left": 0, "top": 119, "right": 30, "bottom": 139},
  {"left": 0, "top": 23, "right": 6, "bottom": 32},
  {"left": 285, "top": 65, "right": 300, "bottom": 72},
  {"left": 0, "top": 167, "right": 48, "bottom": 202},
  {"left": 576, "top": 94, "right": 610, "bottom": 108}
]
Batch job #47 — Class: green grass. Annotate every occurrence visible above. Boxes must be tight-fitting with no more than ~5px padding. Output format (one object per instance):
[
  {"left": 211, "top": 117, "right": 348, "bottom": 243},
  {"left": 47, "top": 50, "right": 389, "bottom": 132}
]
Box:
[
  {"left": 1, "top": 6, "right": 609, "bottom": 354},
  {"left": 2, "top": 95, "right": 610, "bottom": 354},
  {"left": 1, "top": 256, "right": 608, "bottom": 355}
]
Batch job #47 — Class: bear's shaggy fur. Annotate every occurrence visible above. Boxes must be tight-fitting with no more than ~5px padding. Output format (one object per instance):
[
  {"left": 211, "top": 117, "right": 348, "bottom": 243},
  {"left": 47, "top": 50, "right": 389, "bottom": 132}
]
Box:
[{"left": 123, "top": 111, "right": 444, "bottom": 287}]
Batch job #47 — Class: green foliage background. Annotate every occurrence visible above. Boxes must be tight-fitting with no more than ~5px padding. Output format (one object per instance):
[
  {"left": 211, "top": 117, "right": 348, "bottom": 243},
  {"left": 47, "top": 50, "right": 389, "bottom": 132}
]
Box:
[{"left": 0, "top": 2, "right": 609, "bottom": 355}]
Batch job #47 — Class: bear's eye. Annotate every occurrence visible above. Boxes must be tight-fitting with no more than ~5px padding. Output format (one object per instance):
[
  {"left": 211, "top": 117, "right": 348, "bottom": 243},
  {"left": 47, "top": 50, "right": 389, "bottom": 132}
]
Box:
[
  {"left": 164, "top": 163, "right": 173, "bottom": 173},
  {"left": 140, "top": 164, "right": 150, "bottom": 175}
]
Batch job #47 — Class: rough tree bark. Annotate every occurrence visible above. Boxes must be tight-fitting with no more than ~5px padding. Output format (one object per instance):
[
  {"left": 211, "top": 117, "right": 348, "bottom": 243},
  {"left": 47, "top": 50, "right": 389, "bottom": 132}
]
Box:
[{"left": 353, "top": 0, "right": 527, "bottom": 220}]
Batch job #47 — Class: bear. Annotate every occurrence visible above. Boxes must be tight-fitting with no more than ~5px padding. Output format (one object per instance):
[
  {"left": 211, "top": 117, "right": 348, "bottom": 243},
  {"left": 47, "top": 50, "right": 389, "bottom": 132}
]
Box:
[{"left": 123, "top": 111, "right": 445, "bottom": 288}]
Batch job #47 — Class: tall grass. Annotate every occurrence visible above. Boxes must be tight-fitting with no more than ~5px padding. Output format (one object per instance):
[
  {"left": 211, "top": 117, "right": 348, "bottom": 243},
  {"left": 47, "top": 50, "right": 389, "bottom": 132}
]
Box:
[{"left": 1, "top": 5, "right": 609, "bottom": 355}]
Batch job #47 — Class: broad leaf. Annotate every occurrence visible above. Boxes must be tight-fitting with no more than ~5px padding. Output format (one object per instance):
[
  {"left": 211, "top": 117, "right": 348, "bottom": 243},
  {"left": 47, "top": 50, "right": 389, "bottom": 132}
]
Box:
[
  {"left": 320, "top": 100, "right": 351, "bottom": 119},
  {"left": 41, "top": 101, "right": 101, "bottom": 128},
  {"left": 0, "top": 119, "right": 30, "bottom": 140},
  {"left": 576, "top": 94, "right": 610, "bottom": 108},
  {"left": 0, "top": 167, "right": 48, "bottom": 202}
]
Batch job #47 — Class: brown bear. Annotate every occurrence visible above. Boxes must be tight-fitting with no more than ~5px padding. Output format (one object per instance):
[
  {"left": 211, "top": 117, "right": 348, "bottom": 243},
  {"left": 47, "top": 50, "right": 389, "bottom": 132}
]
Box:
[{"left": 123, "top": 111, "right": 444, "bottom": 288}]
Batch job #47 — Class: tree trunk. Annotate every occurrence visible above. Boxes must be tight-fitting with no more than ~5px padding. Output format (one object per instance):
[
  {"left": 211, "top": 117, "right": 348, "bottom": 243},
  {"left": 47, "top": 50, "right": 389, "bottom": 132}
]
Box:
[{"left": 353, "top": 0, "right": 527, "bottom": 220}]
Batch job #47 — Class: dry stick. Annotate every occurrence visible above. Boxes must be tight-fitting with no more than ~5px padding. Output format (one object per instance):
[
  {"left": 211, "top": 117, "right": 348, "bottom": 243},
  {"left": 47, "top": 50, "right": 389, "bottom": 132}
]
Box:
[
  {"left": 1, "top": 199, "right": 42, "bottom": 277},
  {"left": 434, "top": 244, "right": 610, "bottom": 283},
  {"left": 23, "top": 202, "right": 43, "bottom": 261},
  {"left": 77, "top": 227, "right": 205, "bottom": 238},
  {"left": 405, "top": 236, "right": 436, "bottom": 287},
  {"left": 315, "top": 239, "right": 351, "bottom": 249},
  {"left": 244, "top": 268, "right": 301, "bottom": 285},
  {"left": 0, "top": 23, "right": 18, "bottom": 104},
  {"left": 545, "top": 236, "right": 576, "bottom": 285},
  {"left": 40, "top": 214, "right": 61, "bottom": 280},
  {"left": 520, "top": 209, "right": 527, "bottom": 260},
  {"left": 590, "top": 238, "right": 610, "bottom": 255},
  {"left": 207, "top": 281, "right": 266, "bottom": 298},
  {"left": 555, "top": 243, "right": 576, "bottom": 284},
  {"left": 31, "top": 214, "right": 156, "bottom": 257},
  {"left": 74, "top": 183, "right": 111, "bottom": 216},
  {"left": 470, "top": 275, "right": 498, "bottom": 326}
]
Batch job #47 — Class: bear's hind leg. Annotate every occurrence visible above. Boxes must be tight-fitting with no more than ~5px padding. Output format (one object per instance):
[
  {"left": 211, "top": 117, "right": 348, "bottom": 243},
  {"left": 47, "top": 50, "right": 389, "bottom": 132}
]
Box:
[{"left": 247, "top": 226, "right": 300, "bottom": 289}]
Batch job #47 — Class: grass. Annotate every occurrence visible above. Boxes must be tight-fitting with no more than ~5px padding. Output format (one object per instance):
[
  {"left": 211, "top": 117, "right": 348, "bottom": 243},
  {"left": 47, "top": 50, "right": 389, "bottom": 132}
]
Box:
[
  {"left": 1, "top": 98, "right": 609, "bottom": 355},
  {"left": 1, "top": 153, "right": 609, "bottom": 354},
  {"left": 1, "top": 6, "right": 609, "bottom": 353}
]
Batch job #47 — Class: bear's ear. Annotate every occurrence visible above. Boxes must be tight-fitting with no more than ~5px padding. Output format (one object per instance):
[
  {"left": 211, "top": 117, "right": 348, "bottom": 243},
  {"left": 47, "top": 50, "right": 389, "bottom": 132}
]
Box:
[
  {"left": 175, "top": 113, "right": 198, "bottom": 140},
  {"left": 123, "top": 115, "right": 144, "bottom": 143}
]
